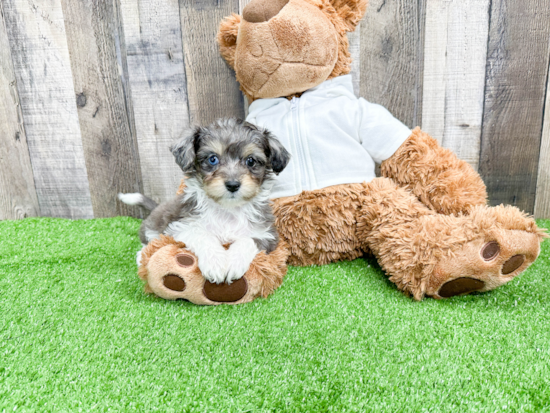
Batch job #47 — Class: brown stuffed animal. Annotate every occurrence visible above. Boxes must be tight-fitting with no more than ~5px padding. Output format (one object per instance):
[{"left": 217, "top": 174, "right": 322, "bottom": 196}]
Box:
[{"left": 213, "top": 0, "right": 547, "bottom": 300}]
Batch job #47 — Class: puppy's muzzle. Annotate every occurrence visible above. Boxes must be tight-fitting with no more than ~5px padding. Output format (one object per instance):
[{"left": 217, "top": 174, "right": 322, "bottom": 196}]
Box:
[{"left": 225, "top": 180, "right": 241, "bottom": 193}]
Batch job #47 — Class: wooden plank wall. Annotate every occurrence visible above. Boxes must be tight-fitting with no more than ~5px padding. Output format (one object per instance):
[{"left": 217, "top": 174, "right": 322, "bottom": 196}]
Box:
[
  {"left": 179, "top": 0, "right": 243, "bottom": 125},
  {"left": 61, "top": 0, "right": 143, "bottom": 218},
  {"left": 360, "top": 0, "right": 426, "bottom": 129},
  {"left": 534, "top": 67, "right": 550, "bottom": 219},
  {"left": 2, "top": 0, "right": 94, "bottom": 219},
  {"left": 0, "top": 2, "right": 39, "bottom": 219},
  {"left": 479, "top": 0, "right": 550, "bottom": 214},
  {"left": 118, "top": 0, "right": 189, "bottom": 205},
  {"left": 0, "top": 0, "right": 549, "bottom": 219},
  {"left": 422, "top": 0, "right": 490, "bottom": 171}
]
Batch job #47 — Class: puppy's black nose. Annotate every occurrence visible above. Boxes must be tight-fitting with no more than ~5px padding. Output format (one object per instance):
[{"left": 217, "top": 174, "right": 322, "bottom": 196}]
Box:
[{"left": 225, "top": 180, "right": 241, "bottom": 193}]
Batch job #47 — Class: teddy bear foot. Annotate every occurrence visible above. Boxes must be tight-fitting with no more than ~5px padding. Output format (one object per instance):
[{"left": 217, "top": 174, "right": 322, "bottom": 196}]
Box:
[
  {"left": 421, "top": 206, "right": 546, "bottom": 299},
  {"left": 144, "top": 244, "right": 249, "bottom": 304},
  {"left": 137, "top": 235, "right": 289, "bottom": 305},
  {"left": 425, "top": 229, "right": 541, "bottom": 299},
  {"left": 360, "top": 181, "right": 547, "bottom": 300}
]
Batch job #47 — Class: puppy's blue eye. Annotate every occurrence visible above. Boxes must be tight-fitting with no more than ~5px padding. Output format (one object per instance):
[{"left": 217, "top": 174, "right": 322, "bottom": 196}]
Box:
[
  {"left": 208, "top": 155, "right": 219, "bottom": 166},
  {"left": 246, "top": 157, "right": 256, "bottom": 167}
]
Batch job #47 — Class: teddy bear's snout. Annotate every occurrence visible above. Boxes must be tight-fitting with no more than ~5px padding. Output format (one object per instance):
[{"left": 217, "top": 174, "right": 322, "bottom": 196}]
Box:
[
  {"left": 243, "top": 0, "right": 289, "bottom": 23},
  {"left": 235, "top": 0, "right": 339, "bottom": 99}
]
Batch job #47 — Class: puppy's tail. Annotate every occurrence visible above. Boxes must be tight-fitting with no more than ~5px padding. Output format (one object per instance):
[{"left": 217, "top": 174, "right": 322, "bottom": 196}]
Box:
[{"left": 118, "top": 193, "right": 158, "bottom": 211}]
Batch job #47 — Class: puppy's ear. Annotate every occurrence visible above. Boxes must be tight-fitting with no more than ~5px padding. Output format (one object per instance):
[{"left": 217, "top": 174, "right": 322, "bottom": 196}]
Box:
[
  {"left": 263, "top": 130, "right": 291, "bottom": 175},
  {"left": 217, "top": 13, "right": 242, "bottom": 69},
  {"left": 170, "top": 127, "right": 201, "bottom": 172}
]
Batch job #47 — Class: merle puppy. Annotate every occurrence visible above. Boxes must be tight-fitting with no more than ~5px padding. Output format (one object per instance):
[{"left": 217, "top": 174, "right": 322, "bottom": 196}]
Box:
[{"left": 119, "top": 118, "right": 290, "bottom": 284}]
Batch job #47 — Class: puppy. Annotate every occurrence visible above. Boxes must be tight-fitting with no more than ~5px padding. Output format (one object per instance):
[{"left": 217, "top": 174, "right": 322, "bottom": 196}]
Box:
[{"left": 119, "top": 118, "right": 290, "bottom": 284}]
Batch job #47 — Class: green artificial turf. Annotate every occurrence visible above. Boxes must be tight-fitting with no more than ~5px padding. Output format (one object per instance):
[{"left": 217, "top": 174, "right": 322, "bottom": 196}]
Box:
[{"left": 0, "top": 217, "right": 549, "bottom": 412}]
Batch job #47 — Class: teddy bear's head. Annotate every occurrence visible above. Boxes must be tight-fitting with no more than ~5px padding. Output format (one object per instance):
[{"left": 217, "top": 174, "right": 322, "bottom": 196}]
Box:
[{"left": 217, "top": 0, "right": 367, "bottom": 101}]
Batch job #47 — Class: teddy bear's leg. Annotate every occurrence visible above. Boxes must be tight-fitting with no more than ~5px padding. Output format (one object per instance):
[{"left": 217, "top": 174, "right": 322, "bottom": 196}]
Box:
[
  {"left": 272, "top": 184, "right": 368, "bottom": 266},
  {"left": 381, "top": 128, "right": 488, "bottom": 215},
  {"left": 356, "top": 178, "right": 546, "bottom": 300}
]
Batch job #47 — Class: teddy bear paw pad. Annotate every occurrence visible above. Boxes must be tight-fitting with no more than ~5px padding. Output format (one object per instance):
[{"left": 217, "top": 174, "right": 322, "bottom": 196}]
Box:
[
  {"left": 163, "top": 274, "right": 186, "bottom": 292},
  {"left": 438, "top": 277, "right": 485, "bottom": 298},
  {"left": 481, "top": 241, "right": 500, "bottom": 260},
  {"left": 502, "top": 254, "right": 525, "bottom": 275},
  {"left": 203, "top": 278, "right": 248, "bottom": 303},
  {"left": 176, "top": 253, "right": 195, "bottom": 267}
]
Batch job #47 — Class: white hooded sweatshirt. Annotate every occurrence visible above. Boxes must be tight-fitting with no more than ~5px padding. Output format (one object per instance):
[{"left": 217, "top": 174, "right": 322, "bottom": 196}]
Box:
[{"left": 246, "top": 74, "right": 412, "bottom": 199}]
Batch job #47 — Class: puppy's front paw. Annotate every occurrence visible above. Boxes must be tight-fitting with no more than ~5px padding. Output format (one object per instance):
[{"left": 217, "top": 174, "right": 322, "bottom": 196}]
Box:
[
  {"left": 198, "top": 251, "right": 228, "bottom": 284},
  {"left": 226, "top": 239, "right": 259, "bottom": 283}
]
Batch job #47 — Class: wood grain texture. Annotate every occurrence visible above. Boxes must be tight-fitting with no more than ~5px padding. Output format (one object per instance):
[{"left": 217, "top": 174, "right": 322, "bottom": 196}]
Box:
[
  {"left": 534, "top": 63, "right": 550, "bottom": 219},
  {"left": 360, "top": 0, "right": 426, "bottom": 129},
  {"left": 119, "top": 0, "right": 189, "bottom": 204},
  {"left": 113, "top": 0, "right": 139, "bottom": 175},
  {"left": 2, "top": 0, "right": 93, "bottom": 218},
  {"left": 0, "top": 3, "right": 39, "bottom": 220},
  {"left": 479, "top": 0, "right": 550, "bottom": 213},
  {"left": 348, "top": 23, "right": 361, "bottom": 97},
  {"left": 239, "top": 0, "right": 251, "bottom": 117},
  {"left": 61, "top": 0, "right": 143, "bottom": 218},
  {"left": 421, "top": 0, "right": 490, "bottom": 171},
  {"left": 179, "top": 0, "right": 244, "bottom": 125}
]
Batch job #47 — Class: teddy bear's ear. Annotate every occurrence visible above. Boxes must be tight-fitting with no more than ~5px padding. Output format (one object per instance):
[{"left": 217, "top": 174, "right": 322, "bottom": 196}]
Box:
[
  {"left": 217, "top": 13, "right": 242, "bottom": 69},
  {"left": 329, "top": 0, "right": 368, "bottom": 32}
]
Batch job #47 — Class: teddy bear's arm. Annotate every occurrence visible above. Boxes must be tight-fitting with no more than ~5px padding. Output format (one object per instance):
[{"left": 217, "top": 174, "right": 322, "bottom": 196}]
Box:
[{"left": 380, "top": 128, "right": 487, "bottom": 215}]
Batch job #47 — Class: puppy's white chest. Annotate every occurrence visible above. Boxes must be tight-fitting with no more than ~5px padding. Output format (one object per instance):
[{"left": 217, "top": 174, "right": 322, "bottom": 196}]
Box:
[
  {"left": 166, "top": 206, "right": 256, "bottom": 246},
  {"left": 202, "top": 208, "right": 254, "bottom": 243}
]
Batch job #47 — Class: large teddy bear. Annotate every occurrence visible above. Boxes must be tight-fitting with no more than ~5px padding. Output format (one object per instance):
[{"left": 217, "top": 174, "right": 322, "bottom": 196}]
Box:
[
  {"left": 138, "top": 0, "right": 545, "bottom": 303},
  {"left": 215, "top": 0, "right": 546, "bottom": 300}
]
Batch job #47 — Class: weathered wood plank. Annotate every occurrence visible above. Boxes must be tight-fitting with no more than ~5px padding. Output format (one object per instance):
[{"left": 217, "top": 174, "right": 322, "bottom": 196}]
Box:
[
  {"left": 61, "top": 0, "right": 143, "bottom": 218},
  {"left": 360, "top": 0, "right": 426, "bottom": 129},
  {"left": 421, "top": 0, "right": 490, "bottom": 171},
  {"left": 113, "top": 0, "right": 139, "bottom": 177},
  {"left": 534, "top": 64, "right": 550, "bottom": 219},
  {"left": 239, "top": 0, "right": 251, "bottom": 117},
  {"left": 0, "top": 3, "right": 39, "bottom": 220},
  {"left": 420, "top": 0, "right": 447, "bottom": 143},
  {"left": 479, "top": 0, "right": 550, "bottom": 213},
  {"left": 118, "top": 0, "right": 189, "bottom": 203},
  {"left": 2, "top": 0, "right": 93, "bottom": 219},
  {"left": 179, "top": 0, "right": 244, "bottom": 126},
  {"left": 348, "top": 23, "right": 361, "bottom": 97}
]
